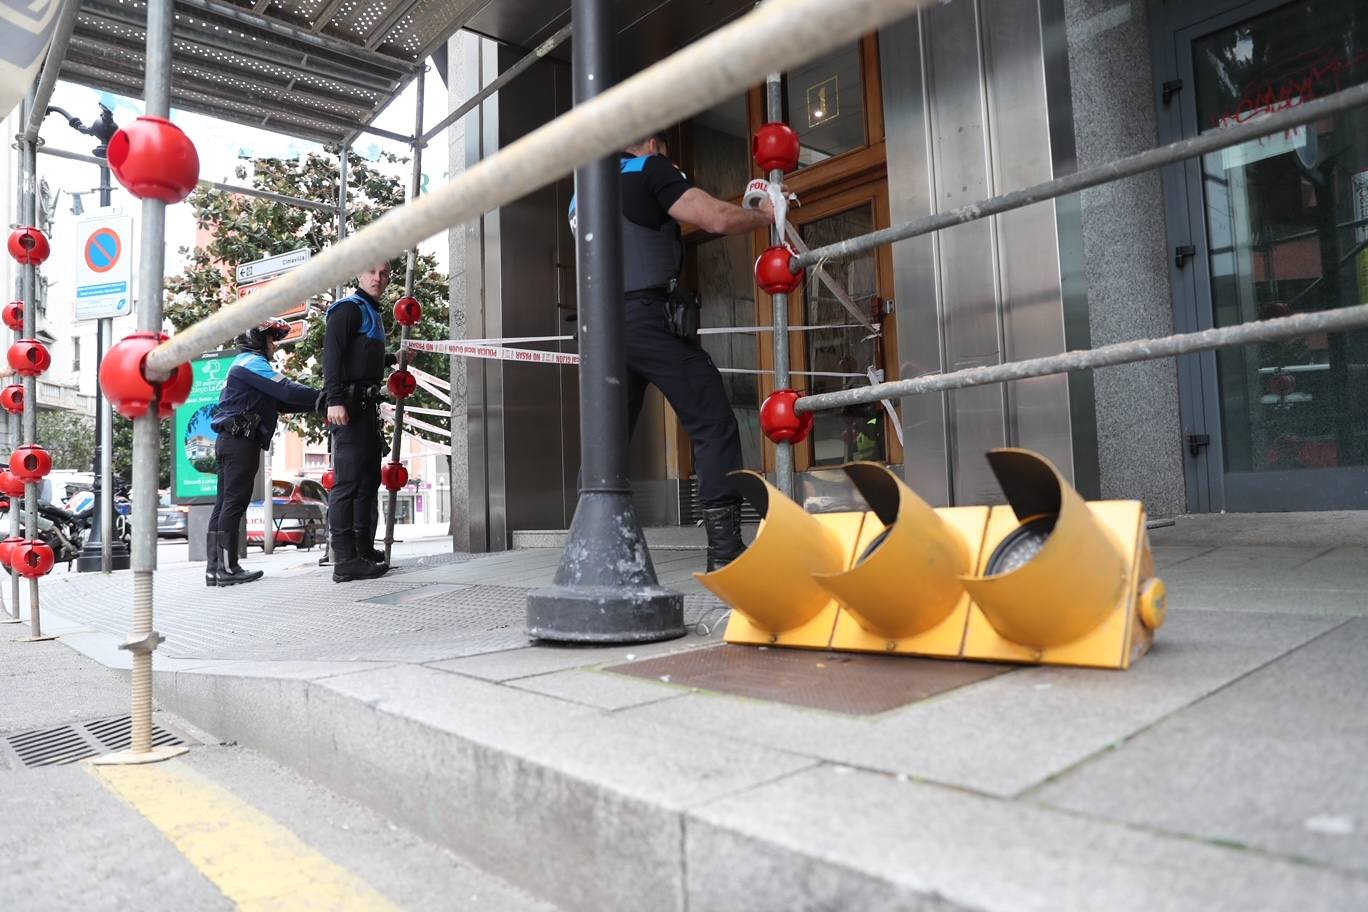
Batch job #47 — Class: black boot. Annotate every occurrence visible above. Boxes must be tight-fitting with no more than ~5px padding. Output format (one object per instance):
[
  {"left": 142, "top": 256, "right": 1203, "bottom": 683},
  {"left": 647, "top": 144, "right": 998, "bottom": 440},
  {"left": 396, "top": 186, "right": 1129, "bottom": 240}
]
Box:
[
  {"left": 219, "top": 532, "right": 264, "bottom": 586},
  {"left": 205, "top": 530, "right": 223, "bottom": 587},
  {"left": 702, "top": 502, "right": 746, "bottom": 572},
  {"left": 332, "top": 549, "right": 388, "bottom": 585},
  {"left": 356, "top": 531, "right": 388, "bottom": 570}
]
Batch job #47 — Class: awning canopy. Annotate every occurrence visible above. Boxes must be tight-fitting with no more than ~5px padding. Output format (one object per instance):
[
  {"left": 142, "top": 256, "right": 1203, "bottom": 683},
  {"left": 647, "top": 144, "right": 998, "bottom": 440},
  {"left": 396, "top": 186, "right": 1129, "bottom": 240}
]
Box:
[
  {"left": 57, "top": 0, "right": 485, "bottom": 146},
  {"left": 53, "top": 0, "right": 756, "bottom": 148}
]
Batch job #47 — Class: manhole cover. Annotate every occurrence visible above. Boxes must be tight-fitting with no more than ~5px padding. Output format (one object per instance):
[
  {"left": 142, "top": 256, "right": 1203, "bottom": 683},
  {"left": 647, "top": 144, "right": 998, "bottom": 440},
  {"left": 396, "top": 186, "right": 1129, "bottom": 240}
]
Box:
[
  {"left": 606, "top": 645, "right": 1015, "bottom": 715},
  {"left": 0, "top": 716, "right": 187, "bottom": 769}
]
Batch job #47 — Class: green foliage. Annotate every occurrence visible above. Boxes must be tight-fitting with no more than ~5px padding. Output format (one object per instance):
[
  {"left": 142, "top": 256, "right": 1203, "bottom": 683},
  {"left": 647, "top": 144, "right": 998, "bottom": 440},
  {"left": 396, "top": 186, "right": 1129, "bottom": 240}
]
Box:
[
  {"left": 112, "top": 414, "right": 172, "bottom": 489},
  {"left": 36, "top": 410, "right": 96, "bottom": 470},
  {"left": 164, "top": 149, "right": 450, "bottom": 444}
]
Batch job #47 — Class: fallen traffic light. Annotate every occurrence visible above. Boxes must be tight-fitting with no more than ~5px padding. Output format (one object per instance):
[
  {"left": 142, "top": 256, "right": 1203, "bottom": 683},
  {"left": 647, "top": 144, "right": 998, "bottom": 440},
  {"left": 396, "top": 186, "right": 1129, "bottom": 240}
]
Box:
[
  {"left": 696, "top": 471, "right": 876, "bottom": 649},
  {"left": 814, "top": 463, "right": 989, "bottom": 657},
  {"left": 959, "top": 449, "right": 1166, "bottom": 669}
]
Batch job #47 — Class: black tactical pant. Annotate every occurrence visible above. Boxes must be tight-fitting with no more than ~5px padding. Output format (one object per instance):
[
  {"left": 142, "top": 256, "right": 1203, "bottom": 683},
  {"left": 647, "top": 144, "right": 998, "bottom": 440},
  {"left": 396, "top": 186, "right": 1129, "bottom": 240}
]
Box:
[
  {"left": 329, "top": 401, "right": 382, "bottom": 559},
  {"left": 624, "top": 293, "right": 743, "bottom": 506},
  {"left": 208, "top": 433, "right": 261, "bottom": 540}
]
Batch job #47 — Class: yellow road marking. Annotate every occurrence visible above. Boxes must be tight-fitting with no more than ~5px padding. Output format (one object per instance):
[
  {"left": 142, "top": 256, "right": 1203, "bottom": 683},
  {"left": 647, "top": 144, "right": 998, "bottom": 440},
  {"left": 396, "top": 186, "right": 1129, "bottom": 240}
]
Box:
[{"left": 90, "top": 760, "right": 398, "bottom": 911}]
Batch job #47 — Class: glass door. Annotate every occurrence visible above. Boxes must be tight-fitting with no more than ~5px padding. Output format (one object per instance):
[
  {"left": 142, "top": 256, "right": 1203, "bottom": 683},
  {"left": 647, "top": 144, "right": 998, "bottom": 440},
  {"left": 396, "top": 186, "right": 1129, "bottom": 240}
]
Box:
[{"left": 1176, "top": 0, "right": 1368, "bottom": 510}]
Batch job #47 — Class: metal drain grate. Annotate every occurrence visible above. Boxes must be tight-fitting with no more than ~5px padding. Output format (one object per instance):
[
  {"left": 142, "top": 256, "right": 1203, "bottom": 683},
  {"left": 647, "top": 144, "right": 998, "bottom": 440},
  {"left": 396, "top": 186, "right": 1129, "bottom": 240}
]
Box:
[{"left": 0, "top": 716, "right": 186, "bottom": 769}]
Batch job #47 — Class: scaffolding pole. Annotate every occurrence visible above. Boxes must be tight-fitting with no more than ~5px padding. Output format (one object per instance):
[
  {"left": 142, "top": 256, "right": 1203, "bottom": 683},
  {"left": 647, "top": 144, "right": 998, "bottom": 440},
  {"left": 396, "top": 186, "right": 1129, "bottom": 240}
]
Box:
[
  {"left": 383, "top": 73, "right": 425, "bottom": 565},
  {"left": 765, "top": 72, "right": 795, "bottom": 498},
  {"left": 94, "top": 0, "right": 188, "bottom": 766},
  {"left": 793, "top": 80, "right": 1368, "bottom": 270}
]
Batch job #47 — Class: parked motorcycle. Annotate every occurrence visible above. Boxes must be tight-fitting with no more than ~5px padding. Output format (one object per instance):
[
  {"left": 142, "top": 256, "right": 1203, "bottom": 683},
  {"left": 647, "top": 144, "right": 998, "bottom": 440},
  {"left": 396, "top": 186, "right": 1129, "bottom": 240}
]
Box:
[{"left": 0, "top": 495, "right": 88, "bottom": 567}]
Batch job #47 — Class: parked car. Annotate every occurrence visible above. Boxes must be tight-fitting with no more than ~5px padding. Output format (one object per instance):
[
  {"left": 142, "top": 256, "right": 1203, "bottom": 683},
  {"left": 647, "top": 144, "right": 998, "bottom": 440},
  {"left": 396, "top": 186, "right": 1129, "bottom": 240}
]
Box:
[
  {"left": 157, "top": 490, "right": 189, "bottom": 538},
  {"left": 246, "top": 479, "right": 328, "bottom": 549}
]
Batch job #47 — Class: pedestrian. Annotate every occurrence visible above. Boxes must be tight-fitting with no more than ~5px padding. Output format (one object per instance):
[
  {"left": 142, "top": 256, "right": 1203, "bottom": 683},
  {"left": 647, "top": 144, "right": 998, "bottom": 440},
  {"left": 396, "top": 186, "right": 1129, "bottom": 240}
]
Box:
[
  {"left": 324, "top": 262, "right": 393, "bottom": 582},
  {"left": 569, "top": 130, "right": 776, "bottom": 570},
  {"left": 206, "top": 318, "right": 321, "bottom": 587}
]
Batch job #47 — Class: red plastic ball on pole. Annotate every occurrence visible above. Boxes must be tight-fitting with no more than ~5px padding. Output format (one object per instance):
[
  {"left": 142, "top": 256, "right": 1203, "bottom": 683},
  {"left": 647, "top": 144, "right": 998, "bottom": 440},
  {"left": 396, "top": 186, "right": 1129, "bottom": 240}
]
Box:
[
  {"left": 107, "top": 116, "right": 201, "bottom": 204},
  {"left": 381, "top": 462, "right": 409, "bottom": 492},
  {"left": 0, "top": 471, "right": 24, "bottom": 498},
  {"left": 10, "top": 445, "right": 52, "bottom": 482},
  {"left": 6, "top": 228, "right": 50, "bottom": 266},
  {"left": 752, "top": 122, "right": 801, "bottom": 174},
  {"left": 321, "top": 468, "right": 336, "bottom": 492},
  {"left": 99, "top": 331, "right": 193, "bottom": 419},
  {"left": 393, "top": 297, "right": 422, "bottom": 326},
  {"left": 7, "top": 339, "right": 50, "bottom": 378},
  {"left": 387, "top": 369, "right": 416, "bottom": 400},
  {"left": 0, "top": 534, "right": 24, "bottom": 566},
  {"left": 754, "top": 246, "right": 804, "bottom": 296},
  {"left": 12, "top": 540, "right": 55, "bottom": 578},
  {"left": 759, "top": 389, "right": 814, "bottom": 444},
  {"left": 2, "top": 301, "right": 24, "bottom": 332},
  {"left": 0, "top": 385, "right": 23, "bottom": 415}
]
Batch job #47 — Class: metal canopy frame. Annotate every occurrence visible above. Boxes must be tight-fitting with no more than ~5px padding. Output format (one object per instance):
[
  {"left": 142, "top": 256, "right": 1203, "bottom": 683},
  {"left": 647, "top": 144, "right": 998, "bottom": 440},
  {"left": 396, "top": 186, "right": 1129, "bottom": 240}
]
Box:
[{"left": 49, "top": 0, "right": 491, "bottom": 147}]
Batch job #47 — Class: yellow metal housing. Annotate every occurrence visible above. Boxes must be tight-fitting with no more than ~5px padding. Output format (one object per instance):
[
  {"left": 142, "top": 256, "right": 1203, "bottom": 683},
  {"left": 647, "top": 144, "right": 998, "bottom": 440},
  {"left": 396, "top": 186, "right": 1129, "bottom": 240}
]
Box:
[
  {"left": 960, "top": 449, "right": 1164, "bottom": 669},
  {"left": 815, "top": 463, "right": 989, "bottom": 657},
  {"left": 696, "top": 471, "right": 871, "bottom": 648}
]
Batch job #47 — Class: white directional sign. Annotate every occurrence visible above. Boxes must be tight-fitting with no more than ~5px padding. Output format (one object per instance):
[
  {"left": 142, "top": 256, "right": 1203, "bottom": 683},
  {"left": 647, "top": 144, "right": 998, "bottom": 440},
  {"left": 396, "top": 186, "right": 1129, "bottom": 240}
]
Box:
[
  {"left": 74, "top": 212, "right": 134, "bottom": 321},
  {"left": 235, "top": 247, "right": 310, "bottom": 286}
]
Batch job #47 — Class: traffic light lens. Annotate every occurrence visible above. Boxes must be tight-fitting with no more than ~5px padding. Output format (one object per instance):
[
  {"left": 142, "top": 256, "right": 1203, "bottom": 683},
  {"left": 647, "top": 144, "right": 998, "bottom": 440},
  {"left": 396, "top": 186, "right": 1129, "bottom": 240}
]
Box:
[{"left": 986, "top": 514, "right": 1057, "bottom": 575}]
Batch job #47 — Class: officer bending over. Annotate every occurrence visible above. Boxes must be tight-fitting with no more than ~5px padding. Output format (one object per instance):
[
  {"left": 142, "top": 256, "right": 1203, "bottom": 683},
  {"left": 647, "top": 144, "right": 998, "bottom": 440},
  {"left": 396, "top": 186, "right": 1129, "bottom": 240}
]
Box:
[
  {"left": 324, "top": 262, "right": 393, "bottom": 583},
  {"left": 207, "top": 319, "right": 321, "bottom": 586},
  {"left": 570, "top": 130, "right": 775, "bottom": 570}
]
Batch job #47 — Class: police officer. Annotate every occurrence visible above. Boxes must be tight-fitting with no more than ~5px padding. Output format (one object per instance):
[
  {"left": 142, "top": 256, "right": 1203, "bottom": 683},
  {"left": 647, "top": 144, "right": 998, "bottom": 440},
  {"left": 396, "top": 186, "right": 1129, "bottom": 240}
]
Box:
[
  {"left": 207, "top": 318, "right": 321, "bottom": 587},
  {"left": 570, "top": 131, "right": 776, "bottom": 570},
  {"left": 324, "top": 262, "right": 393, "bottom": 582}
]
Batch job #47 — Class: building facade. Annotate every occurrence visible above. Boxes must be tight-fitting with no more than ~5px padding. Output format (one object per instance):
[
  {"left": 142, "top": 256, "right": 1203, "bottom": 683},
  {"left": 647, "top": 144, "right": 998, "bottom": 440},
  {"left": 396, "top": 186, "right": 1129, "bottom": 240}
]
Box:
[{"left": 445, "top": 0, "right": 1368, "bottom": 550}]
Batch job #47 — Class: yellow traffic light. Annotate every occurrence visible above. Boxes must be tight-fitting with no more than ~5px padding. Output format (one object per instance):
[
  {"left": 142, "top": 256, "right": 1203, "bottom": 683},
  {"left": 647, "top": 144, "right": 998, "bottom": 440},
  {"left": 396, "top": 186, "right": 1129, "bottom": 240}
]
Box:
[
  {"left": 696, "top": 471, "right": 876, "bottom": 649},
  {"left": 814, "top": 463, "right": 989, "bottom": 657},
  {"left": 959, "top": 449, "right": 1165, "bottom": 669}
]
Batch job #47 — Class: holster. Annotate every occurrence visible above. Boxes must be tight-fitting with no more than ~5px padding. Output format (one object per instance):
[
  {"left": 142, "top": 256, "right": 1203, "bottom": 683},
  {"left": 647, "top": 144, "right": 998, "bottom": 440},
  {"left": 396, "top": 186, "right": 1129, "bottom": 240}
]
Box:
[{"left": 663, "top": 279, "right": 701, "bottom": 346}]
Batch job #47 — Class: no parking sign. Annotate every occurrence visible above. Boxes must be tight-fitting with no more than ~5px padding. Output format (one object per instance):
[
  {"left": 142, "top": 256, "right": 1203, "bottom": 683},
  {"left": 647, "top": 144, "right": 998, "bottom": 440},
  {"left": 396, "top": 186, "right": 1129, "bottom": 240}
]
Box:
[{"left": 74, "top": 213, "right": 134, "bottom": 321}]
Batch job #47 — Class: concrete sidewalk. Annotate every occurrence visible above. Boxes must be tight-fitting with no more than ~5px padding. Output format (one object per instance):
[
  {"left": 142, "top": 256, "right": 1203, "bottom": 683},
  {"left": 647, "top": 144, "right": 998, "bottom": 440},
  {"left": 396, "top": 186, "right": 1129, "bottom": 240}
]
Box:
[{"left": 11, "top": 517, "right": 1368, "bottom": 911}]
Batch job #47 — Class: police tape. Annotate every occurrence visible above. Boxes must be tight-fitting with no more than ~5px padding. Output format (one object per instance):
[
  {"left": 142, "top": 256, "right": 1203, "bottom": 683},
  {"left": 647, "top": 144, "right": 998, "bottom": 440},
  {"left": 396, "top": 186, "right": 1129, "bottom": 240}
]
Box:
[{"left": 405, "top": 337, "right": 876, "bottom": 380}]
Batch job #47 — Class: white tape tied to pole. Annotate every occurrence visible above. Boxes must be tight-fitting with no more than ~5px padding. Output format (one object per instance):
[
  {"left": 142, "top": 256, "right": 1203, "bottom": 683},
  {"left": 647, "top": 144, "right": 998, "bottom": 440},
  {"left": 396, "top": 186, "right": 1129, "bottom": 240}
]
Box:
[{"left": 741, "top": 179, "right": 881, "bottom": 338}]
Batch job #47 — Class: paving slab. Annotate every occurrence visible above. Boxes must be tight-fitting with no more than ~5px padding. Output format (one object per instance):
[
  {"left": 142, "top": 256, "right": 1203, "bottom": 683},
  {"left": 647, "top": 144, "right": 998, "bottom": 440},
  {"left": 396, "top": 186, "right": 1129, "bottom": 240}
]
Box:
[
  {"left": 684, "top": 764, "right": 1368, "bottom": 912},
  {"left": 429, "top": 632, "right": 716, "bottom": 682},
  {"left": 622, "top": 610, "right": 1342, "bottom": 796},
  {"left": 507, "top": 667, "right": 689, "bottom": 710},
  {"left": 1033, "top": 617, "right": 1368, "bottom": 876}
]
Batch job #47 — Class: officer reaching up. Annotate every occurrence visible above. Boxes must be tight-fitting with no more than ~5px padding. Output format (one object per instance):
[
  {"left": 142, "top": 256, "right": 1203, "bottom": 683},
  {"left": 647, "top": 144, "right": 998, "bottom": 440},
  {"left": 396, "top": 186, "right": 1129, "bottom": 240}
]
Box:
[
  {"left": 207, "top": 318, "right": 321, "bottom": 587},
  {"left": 324, "top": 261, "right": 393, "bottom": 582},
  {"left": 569, "top": 130, "right": 776, "bottom": 570}
]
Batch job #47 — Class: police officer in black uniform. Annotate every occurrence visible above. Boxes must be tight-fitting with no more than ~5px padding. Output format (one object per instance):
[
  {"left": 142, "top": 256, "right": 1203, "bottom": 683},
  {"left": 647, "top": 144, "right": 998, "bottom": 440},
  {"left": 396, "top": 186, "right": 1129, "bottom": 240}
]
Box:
[
  {"left": 207, "top": 318, "right": 322, "bottom": 587},
  {"left": 324, "top": 261, "right": 393, "bottom": 582},
  {"left": 571, "top": 131, "right": 776, "bottom": 570}
]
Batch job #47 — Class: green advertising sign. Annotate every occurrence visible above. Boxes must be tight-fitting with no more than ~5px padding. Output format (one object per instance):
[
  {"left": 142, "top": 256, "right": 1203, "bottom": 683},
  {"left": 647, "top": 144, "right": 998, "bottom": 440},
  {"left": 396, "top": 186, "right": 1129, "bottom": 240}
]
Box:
[{"left": 172, "top": 352, "right": 236, "bottom": 505}]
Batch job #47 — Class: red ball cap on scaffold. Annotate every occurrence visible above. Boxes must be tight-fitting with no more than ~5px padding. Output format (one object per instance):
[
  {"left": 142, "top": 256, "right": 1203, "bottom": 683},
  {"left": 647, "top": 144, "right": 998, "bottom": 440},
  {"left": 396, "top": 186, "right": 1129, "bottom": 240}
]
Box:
[
  {"left": 12, "top": 540, "right": 55, "bottom": 578},
  {"left": 759, "top": 389, "right": 815, "bottom": 444},
  {"left": 393, "top": 297, "right": 422, "bottom": 326},
  {"left": 3, "top": 301, "right": 24, "bottom": 332},
  {"left": 0, "top": 385, "right": 23, "bottom": 415},
  {"left": 387, "top": 369, "right": 417, "bottom": 400},
  {"left": 107, "top": 116, "right": 201, "bottom": 204},
  {"left": 7, "top": 228, "right": 50, "bottom": 266},
  {"left": 7, "top": 339, "right": 50, "bottom": 378},
  {"left": 754, "top": 245, "right": 804, "bottom": 296},
  {"left": 321, "top": 468, "right": 336, "bottom": 492},
  {"left": 99, "top": 331, "right": 193, "bottom": 419},
  {"left": 9, "top": 445, "right": 52, "bottom": 483},
  {"left": 752, "top": 122, "right": 801, "bottom": 174},
  {"left": 381, "top": 462, "right": 409, "bottom": 492}
]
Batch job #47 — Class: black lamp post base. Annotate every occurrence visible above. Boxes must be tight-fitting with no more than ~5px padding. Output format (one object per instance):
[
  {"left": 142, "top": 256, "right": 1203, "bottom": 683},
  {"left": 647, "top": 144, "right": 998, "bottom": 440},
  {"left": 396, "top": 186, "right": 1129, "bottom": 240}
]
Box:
[
  {"left": 526, "top": 492, "right": 685, "bottom": 644},
  {"left": 76, "top": 545, "right": 131, "bottom": 573}
]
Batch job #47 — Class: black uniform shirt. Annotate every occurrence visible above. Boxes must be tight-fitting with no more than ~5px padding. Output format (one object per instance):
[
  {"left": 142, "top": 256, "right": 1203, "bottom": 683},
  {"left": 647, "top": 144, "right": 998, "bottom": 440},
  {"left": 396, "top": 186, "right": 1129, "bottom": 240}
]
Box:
[{"left": 620, "top": 153, "right": 694, "bottom": 230}]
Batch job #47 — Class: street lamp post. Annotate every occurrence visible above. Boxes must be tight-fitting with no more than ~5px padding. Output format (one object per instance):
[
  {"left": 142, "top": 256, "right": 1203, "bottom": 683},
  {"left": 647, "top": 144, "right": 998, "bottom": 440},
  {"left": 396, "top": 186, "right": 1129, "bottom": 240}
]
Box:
[{"left": 47, "top": 104, "right": 130, "bottom": 573}]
